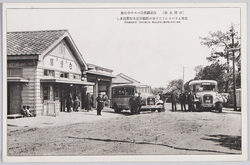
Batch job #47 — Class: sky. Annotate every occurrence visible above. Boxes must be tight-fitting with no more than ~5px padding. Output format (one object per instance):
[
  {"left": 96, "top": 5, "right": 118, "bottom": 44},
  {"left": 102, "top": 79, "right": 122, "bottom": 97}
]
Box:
[{"left": 6, "top": 5, "right": 241, "bottom": 87}]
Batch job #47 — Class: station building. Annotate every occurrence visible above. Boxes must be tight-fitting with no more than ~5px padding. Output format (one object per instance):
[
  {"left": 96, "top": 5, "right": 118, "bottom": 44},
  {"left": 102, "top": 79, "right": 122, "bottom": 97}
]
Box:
[{"left": 7, "top": 30, "right": 115, "bottom": 116}]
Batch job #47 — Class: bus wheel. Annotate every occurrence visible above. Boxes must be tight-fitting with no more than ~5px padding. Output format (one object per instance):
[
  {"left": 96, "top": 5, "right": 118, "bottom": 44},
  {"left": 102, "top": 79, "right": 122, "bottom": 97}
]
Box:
[
  {"left": 158, "top": 108, "right": 161, "bottom": 112},
  {"left": 151, "top": 109, "right": 156, "bottom": 112},
  {"left": 218, "top": 103, "right": 223, "bottom": 113}
]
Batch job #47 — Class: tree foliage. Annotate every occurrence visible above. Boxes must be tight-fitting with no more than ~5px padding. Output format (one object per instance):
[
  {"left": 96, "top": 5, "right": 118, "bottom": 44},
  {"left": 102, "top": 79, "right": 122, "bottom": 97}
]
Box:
[
  {"left": 199, "top": 27, "right": 241, "bottom": 64},
  {"left": 151, "top": 87, "right": 166, "bottom": 95},
  {"left": 167, "top": 79, "right": 183, "bottom": 94},
  {"left": 194, "top": 62, "right": 227, "bottom": 92},
  {"left": 199, "top": 25, "right": 241, "bottom": 92}
]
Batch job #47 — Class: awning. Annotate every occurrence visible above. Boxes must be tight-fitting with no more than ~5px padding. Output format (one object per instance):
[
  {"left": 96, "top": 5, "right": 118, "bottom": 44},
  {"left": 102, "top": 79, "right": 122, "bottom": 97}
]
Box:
[
  {"left": 86, "top": 70, "right": 117, "bottom": 78},
  {"left": 7, "top": 77, "right": 29, "bottom": 83},
  {"left": 40, "top": 78, "right": 94, "bottom": 86}
]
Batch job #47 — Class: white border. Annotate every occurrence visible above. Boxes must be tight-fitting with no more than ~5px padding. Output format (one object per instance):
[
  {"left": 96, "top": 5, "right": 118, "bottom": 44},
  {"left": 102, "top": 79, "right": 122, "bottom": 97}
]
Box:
[{"left": 2, "top": 2, "right": 248, "bottom": 162}]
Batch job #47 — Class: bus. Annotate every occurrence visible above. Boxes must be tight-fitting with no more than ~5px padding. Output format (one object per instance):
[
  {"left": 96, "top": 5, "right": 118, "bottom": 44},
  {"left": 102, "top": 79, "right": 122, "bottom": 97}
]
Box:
[
  {"left": 188, "top": 80, "right": 223, "bottom": 112},
  {"left": 111, "top": 84, "right": 164, "bottom": 114}
]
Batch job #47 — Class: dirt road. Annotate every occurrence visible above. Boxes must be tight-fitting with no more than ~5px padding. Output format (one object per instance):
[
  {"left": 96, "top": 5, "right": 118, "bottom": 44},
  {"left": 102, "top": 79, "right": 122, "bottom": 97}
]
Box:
[{"left": 7, "top": 104, "right": 241, "bottom": 156}]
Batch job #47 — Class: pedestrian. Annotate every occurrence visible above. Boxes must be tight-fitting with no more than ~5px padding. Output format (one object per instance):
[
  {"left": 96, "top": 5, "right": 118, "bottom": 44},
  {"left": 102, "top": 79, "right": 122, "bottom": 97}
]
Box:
[
  {"left": 171, "top": 90, "right": 177, "bottom": 112},
  {"left": 179, "top": 91, "right": 187, "bottom": 111},
  {"left": 84, "top": 93, "right": 92, "bottom": 112},
  {"left": 102, "top": 94, "right": 108, "bottom": 107},
  {"left": 73, "top": 96, "right": 80, "bottom": 112},
  {"left": 187, "top": 91, "right": 194, "bottom": 112},
  {"left": 96, "top": 93, "right": 104, "bottom": 116},
  {"left": 135, "top": 92, "right": 142, "bottom": 114},
  {"left": 129, "top": 95, "right": 136, "bottom": 114},
  {"left": 66, "top": 93, "right": 73, "bottom": 112}
]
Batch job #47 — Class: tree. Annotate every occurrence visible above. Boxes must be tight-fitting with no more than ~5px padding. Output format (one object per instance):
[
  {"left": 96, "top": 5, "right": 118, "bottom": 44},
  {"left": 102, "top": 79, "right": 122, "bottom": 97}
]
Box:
[
  {"left": 199, "top": 25, "right": 241, "bottom": 92},
  {"left": 151, "top": 87, "right": 166, "bottom": 95},
  {"left": 167, "top": 79, "right": 183, "bottom": 94},
  {"left": 194, "top": 62, "right": 227, "bottom": 92}
]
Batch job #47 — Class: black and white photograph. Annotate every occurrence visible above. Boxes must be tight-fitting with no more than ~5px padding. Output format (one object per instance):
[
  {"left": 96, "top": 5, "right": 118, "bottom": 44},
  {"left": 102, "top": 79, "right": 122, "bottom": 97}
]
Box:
[{"left": 1, "top": 2, "right": 248, "bottom": 163}]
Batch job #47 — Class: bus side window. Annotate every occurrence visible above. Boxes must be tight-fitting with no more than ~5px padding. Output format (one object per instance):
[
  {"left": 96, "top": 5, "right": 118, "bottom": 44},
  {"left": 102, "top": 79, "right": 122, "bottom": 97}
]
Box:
[
  {"left": 125, "top": 87, "right": 129, "bottom": 95},
  {"left": 121, "top": 88, "right": 125, "bottom": 95}
]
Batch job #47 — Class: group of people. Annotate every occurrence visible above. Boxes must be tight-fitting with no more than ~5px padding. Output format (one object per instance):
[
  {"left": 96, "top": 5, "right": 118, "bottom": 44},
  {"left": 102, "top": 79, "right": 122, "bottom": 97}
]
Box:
[
  {"left": 129, "top": 92, "right": 142, "bottom": 114},
  {"left": 171, "top": 90, "right": 195, "bottom": 112},
  {"left": 66, "top": 93, "right": 81, "bottom": 112},
  {"left": 65, "top": 92, "right": 108, "bottom": 116}
]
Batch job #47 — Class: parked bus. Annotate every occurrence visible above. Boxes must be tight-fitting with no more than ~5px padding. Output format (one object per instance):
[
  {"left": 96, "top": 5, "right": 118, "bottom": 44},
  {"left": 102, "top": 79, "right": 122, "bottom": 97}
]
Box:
[
  {"left": 111, "top": 84, "right": 164, "bottom": 114},
  {"left": 188, "top": 80, "right": 223, "bottom": 112}
]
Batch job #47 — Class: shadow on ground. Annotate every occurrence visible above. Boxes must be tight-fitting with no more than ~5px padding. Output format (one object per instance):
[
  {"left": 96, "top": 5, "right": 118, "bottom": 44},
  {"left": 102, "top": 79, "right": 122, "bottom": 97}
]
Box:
[{"left": 201, "top": 134, "right": 241, "bottom": 150}]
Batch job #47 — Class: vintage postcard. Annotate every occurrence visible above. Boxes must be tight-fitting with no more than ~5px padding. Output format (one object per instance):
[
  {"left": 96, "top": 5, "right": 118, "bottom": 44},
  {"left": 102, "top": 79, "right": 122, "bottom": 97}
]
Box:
[{"left": 2, "top": 3, "right": 248, "bottom": 163}]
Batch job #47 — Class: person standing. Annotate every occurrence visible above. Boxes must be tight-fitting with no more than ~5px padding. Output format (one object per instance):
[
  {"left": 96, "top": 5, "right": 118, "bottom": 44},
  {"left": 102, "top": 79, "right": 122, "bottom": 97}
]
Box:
[
  {"left": 96, "top": 93, "right": 104, "bottom": 116},
  {"left": 84, "top": 93, "right": 92, "bottom": 112},
  {"left": 171, "top": 90, "right": 177, "bottom": 112},
  {"left": 66, "top": 93, "right": 73, "bottom": 112},
  {"left": 135, "top": 92, "right": 142, "bottom": 114},
  {"left": 179, "top": 91, "right": 187, "bottom": 111},
  {"left": 129, "top": 95, "right": 136, "bottom": 114},
  {"left": 73, "top": 96, "right": 80, "bottom": 112},
  {"left": 187, "top": 91, "right": 194, "bottom": 112}
]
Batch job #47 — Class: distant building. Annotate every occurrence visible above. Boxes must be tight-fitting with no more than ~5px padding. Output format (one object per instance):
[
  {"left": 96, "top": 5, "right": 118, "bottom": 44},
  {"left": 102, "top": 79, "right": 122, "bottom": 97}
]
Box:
[
  {"left": 112, "top": 73, "right": 152, "bottom": 94},
  {"left": 112, "top": 73, "right": 140, "bottom": 85},
  {"left": 7, "top": 30, "right": 114, "bottom": 116}
]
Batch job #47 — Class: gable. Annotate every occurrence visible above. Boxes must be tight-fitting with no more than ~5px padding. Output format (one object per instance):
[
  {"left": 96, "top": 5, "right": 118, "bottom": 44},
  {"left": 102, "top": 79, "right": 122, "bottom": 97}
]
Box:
[{"left": 43, "top": 40, "right": 81, "bottom": 74}]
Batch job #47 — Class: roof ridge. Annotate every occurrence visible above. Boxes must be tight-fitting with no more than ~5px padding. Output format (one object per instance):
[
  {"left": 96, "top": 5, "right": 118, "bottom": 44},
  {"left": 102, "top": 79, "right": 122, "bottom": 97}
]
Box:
[
  {"left": 7, "top": 29, "right": 68, "bottom": 33},
  {"left": 117, "top": 73, "right": 140, "bottom": 83}
]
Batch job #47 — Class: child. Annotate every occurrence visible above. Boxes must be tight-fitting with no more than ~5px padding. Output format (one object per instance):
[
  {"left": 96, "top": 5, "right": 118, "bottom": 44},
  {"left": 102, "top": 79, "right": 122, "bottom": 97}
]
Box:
[{"left": 25, "top": 106, "right": 34, "bottom": 117}]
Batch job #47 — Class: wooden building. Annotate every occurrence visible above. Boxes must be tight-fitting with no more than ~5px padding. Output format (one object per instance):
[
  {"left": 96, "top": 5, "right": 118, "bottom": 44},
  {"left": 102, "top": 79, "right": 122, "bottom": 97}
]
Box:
[{"left": 7, "top": 30, "right": 114, "bottom": 116}]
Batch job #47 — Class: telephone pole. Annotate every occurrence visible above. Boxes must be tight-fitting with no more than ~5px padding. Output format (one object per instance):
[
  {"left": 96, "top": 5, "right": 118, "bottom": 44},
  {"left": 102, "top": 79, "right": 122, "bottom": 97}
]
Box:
[
  {"left": 182, "top": 67, "right": 185, "bottom": 92},
  {"left": 229, "top": 25, "right": 238, "bottom": 111}
]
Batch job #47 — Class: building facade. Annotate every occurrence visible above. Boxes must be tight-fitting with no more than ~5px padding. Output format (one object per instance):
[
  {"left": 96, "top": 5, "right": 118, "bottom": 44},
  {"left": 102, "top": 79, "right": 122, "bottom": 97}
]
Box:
[{"left": 7, "top": 30, "right": 113, "bottom": 116}]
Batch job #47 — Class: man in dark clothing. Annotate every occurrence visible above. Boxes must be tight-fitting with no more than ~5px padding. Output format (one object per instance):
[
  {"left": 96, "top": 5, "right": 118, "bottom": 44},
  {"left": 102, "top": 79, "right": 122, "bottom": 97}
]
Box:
[
  {"left": 96, "top": 93, "right": 104, "bottom": 115},
  {"left": 66, "top": 93, "right": 73, "bottom": 112},
  {"left": 135, "top": 92, "right": 142, "bottom": 114},
  {"left": 187, "top": 92, "right": 194, "bottom": 112},
  {"left": 129, "top": 96, "right": 136, "bottom": 114},
  {"left": 179, "top": 92, "right": 187, "bottom": 111},
  {"left": 171, "top": 91, "right": 177, "bottom": 112}
]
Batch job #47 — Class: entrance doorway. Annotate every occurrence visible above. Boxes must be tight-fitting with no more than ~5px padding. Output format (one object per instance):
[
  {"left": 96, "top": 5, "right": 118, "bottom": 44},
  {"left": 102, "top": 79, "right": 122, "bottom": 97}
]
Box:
[{"left": 8, "top": 83, "right": 22, "bottom": 114}]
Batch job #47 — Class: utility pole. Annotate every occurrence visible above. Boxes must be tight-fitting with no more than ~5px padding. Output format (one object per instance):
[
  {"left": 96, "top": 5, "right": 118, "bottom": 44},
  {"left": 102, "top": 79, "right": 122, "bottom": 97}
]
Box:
[
  {"left": 182, "top": 67, "right": 185, "bottom": 92},
  {"left": 230, "top": 25, "right": 237, "bottom": 111}
]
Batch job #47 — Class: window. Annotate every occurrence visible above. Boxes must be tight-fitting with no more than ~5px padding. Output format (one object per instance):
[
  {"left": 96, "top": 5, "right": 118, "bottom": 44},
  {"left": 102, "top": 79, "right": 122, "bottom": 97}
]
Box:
[
  {"left": 73, "top": 74, "right": 80, "bottom": 80},
  {"left": 44, "top": 70, "right": 55, "bottom": 77},
  {"left": 125, "top": 87, "right": 134, "bottom": 95},
  {"left": 50, "top": 59, "right": 54, "bottom": 66},
  {"left": 60, "top": 60, "right": 64, "bottom": 68},
  {"left": 59, "top": 43, "right": 65, "bottom": 54},
  {"left": 60, "top": 72, "right": 69, "bottom": 78}
]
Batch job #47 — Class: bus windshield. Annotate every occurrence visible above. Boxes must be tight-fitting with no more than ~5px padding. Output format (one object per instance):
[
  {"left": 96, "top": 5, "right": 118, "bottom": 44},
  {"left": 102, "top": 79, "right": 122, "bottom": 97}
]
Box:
[{"left": 193, "top": 84, "right": 217, "bottom": 92}]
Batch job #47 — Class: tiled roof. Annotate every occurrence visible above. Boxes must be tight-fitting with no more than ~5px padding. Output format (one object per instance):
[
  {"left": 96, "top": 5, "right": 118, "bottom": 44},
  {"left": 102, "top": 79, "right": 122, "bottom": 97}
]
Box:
[{"left": 7, "top": 30, "right": 67, "bottom": 55}]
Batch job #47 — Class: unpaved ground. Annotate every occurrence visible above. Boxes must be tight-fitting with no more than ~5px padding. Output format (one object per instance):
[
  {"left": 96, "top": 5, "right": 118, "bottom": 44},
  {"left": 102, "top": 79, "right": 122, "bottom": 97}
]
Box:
[{"left": 7, "top": 104, "right": 241, "bottom": 156}]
